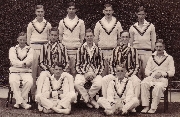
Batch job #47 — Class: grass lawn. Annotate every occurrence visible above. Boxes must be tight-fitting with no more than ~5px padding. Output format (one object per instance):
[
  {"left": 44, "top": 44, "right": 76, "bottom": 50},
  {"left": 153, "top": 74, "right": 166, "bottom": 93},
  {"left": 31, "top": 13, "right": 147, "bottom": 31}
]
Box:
[{"left": 0, "top": 98, "right": 180, "bottom": 117}]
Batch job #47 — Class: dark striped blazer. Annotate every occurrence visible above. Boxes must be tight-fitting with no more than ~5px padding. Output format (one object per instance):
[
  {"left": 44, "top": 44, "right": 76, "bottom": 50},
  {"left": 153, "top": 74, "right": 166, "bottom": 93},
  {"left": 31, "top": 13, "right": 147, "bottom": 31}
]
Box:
[
  {"left": 39, "top": 41, "right": 69, "bottom": 71},
  {"left": 111, "top": 44, "right": 139, "bottom": 76},
  {"left": 76, "top": 43, "right": 104, "bottom": 75}
]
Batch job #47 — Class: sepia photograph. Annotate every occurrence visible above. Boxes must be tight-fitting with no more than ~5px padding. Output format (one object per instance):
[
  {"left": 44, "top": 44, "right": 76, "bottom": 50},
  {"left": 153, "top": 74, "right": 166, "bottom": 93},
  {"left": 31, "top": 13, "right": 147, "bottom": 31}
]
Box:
[{"left": 0, "top": 0, "right": 180, "bottom": 116}]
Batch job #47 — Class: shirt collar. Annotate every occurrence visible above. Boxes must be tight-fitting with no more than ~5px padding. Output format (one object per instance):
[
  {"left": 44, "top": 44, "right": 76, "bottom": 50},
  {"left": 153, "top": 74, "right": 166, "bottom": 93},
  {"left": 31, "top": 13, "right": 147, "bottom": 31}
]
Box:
[
  {"left": 117, "top": 77, "right": 128, "bottom": 83},
  {"left": 134, "top": 20, "right": 149, "bottom": 27},
  {"left": 66, "top": 15, "right": 78, "bottom": 21},
  {"left": 51, "top": 73, "right": 66, "bottom": 81},
  {"left": 48, "top": 41, "right": 57, "bottom": 46},
  {"left": 83, "top": 42, "right": 96, "bottom": 49},
  {"left": 152, "top": 50, "right": 169, "bottom": 56},
  {"left": 32, "top": 18, "right": 46, "bottom": 23},
  {"left": 102, "top": 16, "right": 116, "bottom": 23},
  {"left": 50, "top": 74, "right": 59, "bottom": 81},
  {"left": 16, "top": 45, "right": 29, "bottom": 50}
]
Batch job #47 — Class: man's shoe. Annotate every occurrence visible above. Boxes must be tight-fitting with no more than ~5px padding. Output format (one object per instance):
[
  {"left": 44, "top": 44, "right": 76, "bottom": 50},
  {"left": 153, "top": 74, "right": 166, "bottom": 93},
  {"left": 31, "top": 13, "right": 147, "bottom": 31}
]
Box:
[
  {"left": 141, "top": 106, "right": 150, "bottom": 113},
  {"left": 121, "top": 108, "right": 128, "bottom": 115},
  {"left": 86, "top": 103, "right": 93, "bottom": 108},
  {"left": 131, "top": 108, "right": 136, "bottom": 112},
  {"left": 14, "top": 104, "right": 20, "bottom": 109},
  {"left": 104, "top": 109, "right": 113, "bottom": 116},
  {"left": 43, "top": 108, "right": 54, "bottom": 114},
  {"left": 90, "top": 99, "right": 99, "bottom": 109},
  {"left": 147, "top": 109, "right": 156, "bottom": 114},
  {"left": 21, "top": 103, "right": 31, "bottom": 110}
]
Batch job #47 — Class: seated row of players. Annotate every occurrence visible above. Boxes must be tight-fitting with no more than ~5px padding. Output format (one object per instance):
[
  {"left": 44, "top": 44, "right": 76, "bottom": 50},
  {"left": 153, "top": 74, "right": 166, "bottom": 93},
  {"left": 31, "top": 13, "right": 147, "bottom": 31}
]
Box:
[{"left": 9, "top": 27, "right": 175, "bottom": 115}]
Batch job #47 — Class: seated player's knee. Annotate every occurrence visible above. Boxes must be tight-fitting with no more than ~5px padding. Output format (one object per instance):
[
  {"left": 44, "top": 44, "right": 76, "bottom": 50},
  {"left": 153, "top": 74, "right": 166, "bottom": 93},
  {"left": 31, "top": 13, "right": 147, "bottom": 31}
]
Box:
[
  {"left": 26, "top": 81, "right": 33, "bottom": 88},
  {"left": 69, "top": 91, "right": 77, "bottom": 102},
  {"left": 155, "top": 82, "right": 165, "bottom": 89},
  {"left": 94, "top": 76, "right": 102, "bottom": 88},
  {"left": 35, "top": 93, "right": 42, "bottom": 102},
  {"left": 131, "top": 97, "right": 139, "bottom": 104},
  {"left": 39, "top": 71, "right": 50, "bottom": 78},
  {"left": 74, "top": 74, "right": 84, "bottom": 87}
]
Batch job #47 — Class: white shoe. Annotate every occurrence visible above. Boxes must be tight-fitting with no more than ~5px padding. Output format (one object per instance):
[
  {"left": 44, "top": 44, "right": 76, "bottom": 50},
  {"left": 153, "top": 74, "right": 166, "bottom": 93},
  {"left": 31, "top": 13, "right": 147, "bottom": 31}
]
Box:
[
  {"left": 21, "top": 103, "right": 31, "bottom": 110},
  {"left": 104, "top": 109, "right": 113, "bottom": 116},
  {"left": 14, "top": 104, "right": 20, "bottom": 109},
  {"left": 141, "top": 106, "right": 150, "bottom": 113},
  {"left": 43, "top": 108, "right": 54, "bottom": 113},
  {"left": 122, "top": 109, "right": 128, "bottom": 115},
  {"left": 86, "top": 103, "right": 93, "bottom": 108},
  {"left": 90, "top": 99, "right": 99, "bottom": 109},
  {"left": 147, "top": 109, "right": 156, "bottom": 114},
  {"left": 131, "top": 108, "right": 136, "bottom": 112}
]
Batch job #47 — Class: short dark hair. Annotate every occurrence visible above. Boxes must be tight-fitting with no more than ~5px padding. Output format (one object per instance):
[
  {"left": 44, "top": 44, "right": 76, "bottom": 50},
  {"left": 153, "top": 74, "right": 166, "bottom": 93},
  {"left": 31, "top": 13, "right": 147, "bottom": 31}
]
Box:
[
  {"left": 53, "top": 62, "right": 65, "bottom": 69},
  {"left": 67, "top": 2, "right": 76, "bottom": 8},
  {"left": 49, "top": 27, "right": 59, "bottom": 34},
  {"left": 155, "top": 39, "right": 165, "bottom": 46},
  {"left": 85, "top": 28, "right": 94, "bottom": 35},
  {"left": 104, "top": 3, "right": 113, "bottom": 10},
  {"left": 116, "top": 64, "right": 127, "bottom": 72},
  {"left": 18, "top": 32, "right": 26, "bottom": 38},
  {"left": 35, "top": 5, "right": 44, "bottom": 10},
  {"left": 120, "top": 30, "right": 130, "bottom": 38},
  {"left": 136, "top": 6, "right": 146, "bottom": 13}
]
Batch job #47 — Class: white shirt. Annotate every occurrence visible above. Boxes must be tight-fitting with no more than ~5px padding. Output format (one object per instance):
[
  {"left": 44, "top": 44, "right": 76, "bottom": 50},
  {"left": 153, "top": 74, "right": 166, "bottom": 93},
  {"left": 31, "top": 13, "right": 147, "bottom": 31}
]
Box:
[
  {"left": 84, "top": 42, "right": 96, "bottom": 59},
  {"left": 107, "top": 77, "right": 134, "bottom": 103},
  {"left": 94, "top": 16, "right": 123, "bottom": 49},
  {"left": 145, "top": 50, "right": 175, "bottom": 77},
  {"left": 9, "top": 45, "right": 34, "bottom": 72},
  {"left": 27, "top": 18, "right": 51, "bottom": 44},
  {"left": 58, "top": 15, "right": 85, "bottom": 49},
  {"left": 129, "top": 20, "right": 156, "bottom": 52},
  {"left": 42, "top": 72, "right": 74, "bottom": 98}
]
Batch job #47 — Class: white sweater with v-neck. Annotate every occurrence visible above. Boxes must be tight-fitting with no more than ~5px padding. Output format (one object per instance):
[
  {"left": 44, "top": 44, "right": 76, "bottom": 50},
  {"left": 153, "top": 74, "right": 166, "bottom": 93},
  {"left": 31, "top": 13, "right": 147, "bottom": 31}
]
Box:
[{"left": 27, "top": 18, "right": 51, "bottom": 45}]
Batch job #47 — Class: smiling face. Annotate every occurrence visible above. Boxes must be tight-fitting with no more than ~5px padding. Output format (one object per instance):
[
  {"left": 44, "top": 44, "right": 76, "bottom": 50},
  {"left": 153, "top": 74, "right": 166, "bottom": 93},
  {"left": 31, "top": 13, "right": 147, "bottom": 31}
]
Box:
[
  {"left": 35, "top": 7, "right": 44, "bottom": 19},
  {"left": 103, "top": 6, "right": 114, "bottom": 18},
  {"left": 121, "top": 32, "right": 130, "bottom": 45},
  {"left": 54, "top": 65, "right": 64, "bottom": 78},
  {"left": 155, "top": 42, "right": 165, "bottom": 54},
  {"left": 17, "top": 35, "right": 27, "bottom": 48},
  {"left": 67, "top": 6, "right": 77, "bottom": 16},
  {"left": 136, "top": 10, "right": 146, "bottom": 22},
  {"left": 49, "top": 30, "right": 58, "bottom": 43},
  {"left": 116, "top": 66, "right": 127, "bottom": 81},
  {"left": 85, "top": 31, "right": 94, "bottom": 46}
]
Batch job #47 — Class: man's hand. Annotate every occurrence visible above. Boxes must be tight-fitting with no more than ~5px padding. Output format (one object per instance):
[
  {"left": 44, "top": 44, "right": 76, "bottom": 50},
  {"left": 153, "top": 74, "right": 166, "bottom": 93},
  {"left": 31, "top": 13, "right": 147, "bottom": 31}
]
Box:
[
  {"left": 154, "top": 72, "right": 162, "bottom": 79},
  {"left": 26, "top": 62, "right": 32, "bottom": 68},
  {"left": 85, "top": 72, "right": 96, "bottom": 81},
  {"left": 22, "top": 63, "right": 26, "bottom": 68}
]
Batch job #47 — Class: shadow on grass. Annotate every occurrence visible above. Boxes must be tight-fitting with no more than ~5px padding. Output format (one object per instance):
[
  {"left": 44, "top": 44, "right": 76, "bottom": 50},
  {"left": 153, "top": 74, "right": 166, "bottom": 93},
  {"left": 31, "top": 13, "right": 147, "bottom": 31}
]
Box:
[{"left": 1, "top": 98, "right": 180, "bottom": 117}]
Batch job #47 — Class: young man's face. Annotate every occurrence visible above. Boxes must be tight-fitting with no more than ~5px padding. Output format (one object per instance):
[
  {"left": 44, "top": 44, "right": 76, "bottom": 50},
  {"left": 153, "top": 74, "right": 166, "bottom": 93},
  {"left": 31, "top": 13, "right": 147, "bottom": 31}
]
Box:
[
  {"left": 54, "top": 65, "right": 64, "bottom": 77},
  {"left": 67, "top": 6, "right": 76, "bottom": 15},
  {"left": 85, "top": 32, "right": 94, "bottom": 45},
  {"left": 50, "top": 31, "right": 58, "bottom": 43},
  {"left": 103, "top": 6, "right": 114, "bottom": 18},
  {"left": 116, "top": 66, "right": 127, "bottom": 80},
  {"left": 121, "top": 32, "right": 130, "bottom": 45},
  {"left": 136, "top": 11, "right": 146, "bottom": 22},
  {"left": 155, "top": 42, "right": 165, "bottom": 54},
  {"left": 35, "top": 8, "right": 44, "bottom": 18},
  {"left": 17, "top": 36, "right": 27, "bottom": 47}
]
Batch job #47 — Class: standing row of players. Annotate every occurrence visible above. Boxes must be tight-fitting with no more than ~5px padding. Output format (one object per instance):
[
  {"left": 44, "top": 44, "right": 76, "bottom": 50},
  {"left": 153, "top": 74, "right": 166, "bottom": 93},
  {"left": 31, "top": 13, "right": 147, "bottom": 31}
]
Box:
[{"left": 8, "top": 1, "right": 175, "bottom": 116}]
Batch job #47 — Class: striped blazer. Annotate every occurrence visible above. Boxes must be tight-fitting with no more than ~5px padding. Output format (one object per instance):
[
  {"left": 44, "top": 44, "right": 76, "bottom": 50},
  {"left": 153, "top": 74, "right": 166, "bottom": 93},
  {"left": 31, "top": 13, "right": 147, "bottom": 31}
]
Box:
[
  {"left": 39, "top": 41, "right": 69, "bottom": 71},
  {"left": 76, "top": 43, "right": 104, "bottom": 75},
  {"left": 111, "top": 45, "right": 139, "bottom": 76}
]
